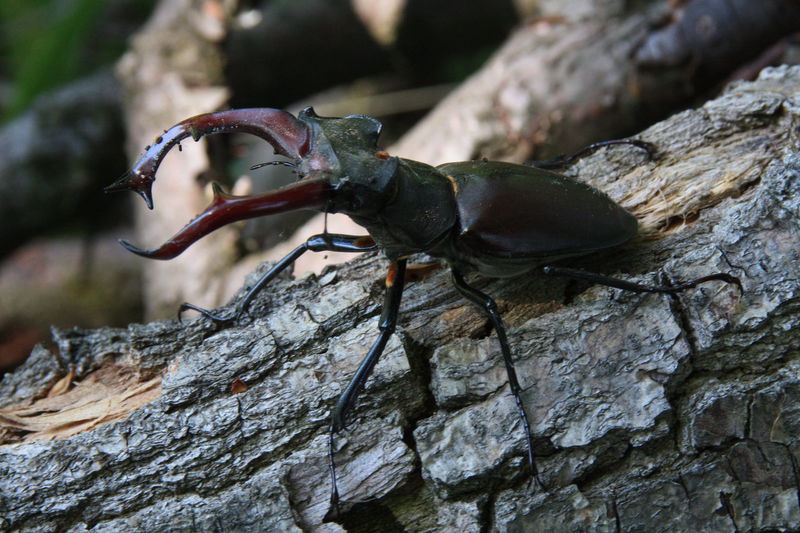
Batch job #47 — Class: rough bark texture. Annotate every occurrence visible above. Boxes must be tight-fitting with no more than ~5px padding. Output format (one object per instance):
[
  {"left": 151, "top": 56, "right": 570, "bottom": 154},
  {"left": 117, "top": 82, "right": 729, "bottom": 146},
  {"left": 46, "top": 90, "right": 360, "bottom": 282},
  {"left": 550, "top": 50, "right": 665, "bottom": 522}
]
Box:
[
  {"left": 390, "top": 0, "right": 659, "bottom": 165},
  {"left": 1, "top": 65, "right": 799, "bottom": 532}
]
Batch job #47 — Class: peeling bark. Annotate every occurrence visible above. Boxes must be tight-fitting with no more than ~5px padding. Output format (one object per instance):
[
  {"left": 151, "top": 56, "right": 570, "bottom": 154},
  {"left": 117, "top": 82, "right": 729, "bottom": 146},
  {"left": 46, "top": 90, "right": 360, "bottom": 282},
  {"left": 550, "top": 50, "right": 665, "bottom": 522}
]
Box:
[{"left": 1, "top": 66, "right": 799, "bottom": 533}]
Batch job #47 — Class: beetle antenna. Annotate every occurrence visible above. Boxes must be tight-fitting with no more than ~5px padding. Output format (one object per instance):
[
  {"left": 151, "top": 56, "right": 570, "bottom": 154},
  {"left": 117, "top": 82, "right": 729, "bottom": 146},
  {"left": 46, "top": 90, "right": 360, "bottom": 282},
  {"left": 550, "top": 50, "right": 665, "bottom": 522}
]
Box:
[{"left": 249, "top": 160, "right": 297, "bottom": 171}]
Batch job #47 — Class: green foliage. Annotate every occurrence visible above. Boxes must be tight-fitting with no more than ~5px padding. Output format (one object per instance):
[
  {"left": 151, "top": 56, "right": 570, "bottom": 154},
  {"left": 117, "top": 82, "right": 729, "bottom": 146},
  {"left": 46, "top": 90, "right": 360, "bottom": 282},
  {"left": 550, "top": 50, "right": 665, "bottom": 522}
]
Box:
[
  {"left": 440, "top": 47, "right": 497, "bottom": 83},
  {"left": 0, "top": 0, "right": 152, "bottom": 121}
]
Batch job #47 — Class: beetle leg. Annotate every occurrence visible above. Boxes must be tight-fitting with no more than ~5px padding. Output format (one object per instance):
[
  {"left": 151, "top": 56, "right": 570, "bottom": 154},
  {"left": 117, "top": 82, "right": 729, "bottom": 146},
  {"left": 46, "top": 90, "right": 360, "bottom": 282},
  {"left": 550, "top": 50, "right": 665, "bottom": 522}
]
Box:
[
  {"left": 532, "top": 139, "right": 656, "bottom": 169},
  {"left": 179, "top": 234, "right": 377, "bottom": 324},
  {"left": 327, "top": 259, "right": 407, "bottom": 518},
  {"left": 541, "top": 266, "right": 743, "bottom": 294},
  {"left": 451, "top": 269, "right": 543, "bottom": 491}
]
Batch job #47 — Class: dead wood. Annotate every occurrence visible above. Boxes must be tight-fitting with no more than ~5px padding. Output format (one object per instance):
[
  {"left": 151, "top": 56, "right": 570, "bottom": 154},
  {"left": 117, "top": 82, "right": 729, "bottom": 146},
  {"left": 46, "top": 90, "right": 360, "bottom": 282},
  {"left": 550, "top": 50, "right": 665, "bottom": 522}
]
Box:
[{"left": 1, "top": 65, "right": 799, "bottom": 532}]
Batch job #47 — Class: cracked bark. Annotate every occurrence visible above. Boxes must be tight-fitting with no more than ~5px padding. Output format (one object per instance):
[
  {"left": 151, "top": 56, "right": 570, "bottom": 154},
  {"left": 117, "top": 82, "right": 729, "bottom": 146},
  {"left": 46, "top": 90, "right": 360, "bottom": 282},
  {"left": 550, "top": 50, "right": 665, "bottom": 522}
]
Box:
[{"left": 1, "top": 58, "right": 800, "bottom": 533}]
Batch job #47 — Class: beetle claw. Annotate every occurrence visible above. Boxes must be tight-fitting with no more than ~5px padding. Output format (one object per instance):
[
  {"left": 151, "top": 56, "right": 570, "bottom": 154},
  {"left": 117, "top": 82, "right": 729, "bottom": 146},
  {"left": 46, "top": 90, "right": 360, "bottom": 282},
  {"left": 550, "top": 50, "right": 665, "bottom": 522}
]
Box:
[
  {"left": 105, "top": 108, "right": 311, "bottom": 210},
  {"left": 117, "top": 238, "right": 155, "bottom": 257},
  {"left": 105, "top": 171, "right": 155, "bottom": 209},
  {"left": 178, "top": 302, "right": 238, "bottom": 325}
]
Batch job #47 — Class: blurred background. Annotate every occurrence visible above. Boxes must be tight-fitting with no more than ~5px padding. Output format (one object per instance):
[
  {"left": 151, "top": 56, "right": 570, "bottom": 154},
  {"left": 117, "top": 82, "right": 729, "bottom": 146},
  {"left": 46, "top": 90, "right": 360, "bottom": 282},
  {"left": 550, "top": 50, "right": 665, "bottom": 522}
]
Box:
[{"left": 1, "top": 0, "right": 798, "bottom": 374}]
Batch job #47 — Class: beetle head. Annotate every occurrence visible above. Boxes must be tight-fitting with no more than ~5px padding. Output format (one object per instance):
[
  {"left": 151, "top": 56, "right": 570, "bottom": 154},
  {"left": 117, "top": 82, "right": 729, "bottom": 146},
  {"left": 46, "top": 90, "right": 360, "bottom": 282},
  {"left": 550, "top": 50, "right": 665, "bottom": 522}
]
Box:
[
  {"left": 105, "top": 107, "right": 396, "bottom": 259},
  {"left": 296, "top": 107, "right": 398, "bottom": 218}
]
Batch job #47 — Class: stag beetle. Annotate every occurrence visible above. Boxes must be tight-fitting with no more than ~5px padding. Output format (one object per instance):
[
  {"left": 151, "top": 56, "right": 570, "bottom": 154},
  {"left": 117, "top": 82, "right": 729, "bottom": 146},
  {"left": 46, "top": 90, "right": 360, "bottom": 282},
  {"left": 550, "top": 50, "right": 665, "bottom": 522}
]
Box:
[{"left": 106, "top": 107, "right": 740, "bottom": 514}]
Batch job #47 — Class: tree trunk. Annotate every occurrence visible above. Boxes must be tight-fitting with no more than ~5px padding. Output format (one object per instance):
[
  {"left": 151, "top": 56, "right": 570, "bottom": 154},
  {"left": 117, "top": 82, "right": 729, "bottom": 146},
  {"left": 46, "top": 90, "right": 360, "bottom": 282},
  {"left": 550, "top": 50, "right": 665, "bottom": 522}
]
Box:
[
  {"left": 115, "top": 0, "right": 232, "bottom": 319},
  {"left": 1, "top": 64, "right": 799, "bottom": 533}
]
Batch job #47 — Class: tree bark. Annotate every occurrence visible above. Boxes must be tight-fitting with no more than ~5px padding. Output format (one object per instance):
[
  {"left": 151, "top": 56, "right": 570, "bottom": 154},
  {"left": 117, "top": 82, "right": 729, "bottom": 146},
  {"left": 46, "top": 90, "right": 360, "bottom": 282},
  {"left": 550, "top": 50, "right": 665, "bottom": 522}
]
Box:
[
  {"left": 115, "top": 0, "right": 233, "bottom": 319},
  {"left": 1, "top": 64, "right": 799, "bottom": 533},
  {"left": 391, "top": 0, "right": 800, "bottom": 165}
]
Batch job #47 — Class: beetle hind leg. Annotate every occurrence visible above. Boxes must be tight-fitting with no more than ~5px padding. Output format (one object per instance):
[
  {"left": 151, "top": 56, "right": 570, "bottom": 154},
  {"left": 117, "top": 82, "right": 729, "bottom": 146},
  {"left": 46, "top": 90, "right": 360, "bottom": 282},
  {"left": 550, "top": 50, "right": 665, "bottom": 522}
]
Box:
[
  {"left": 451, "top": 269, "right": 544, "bottom": 491},
  {"left": 541, "top": 265, "right": 742, "bottom": 295},
  {"left": 532, "top": 138, "right": 656, "bottom": 170}
]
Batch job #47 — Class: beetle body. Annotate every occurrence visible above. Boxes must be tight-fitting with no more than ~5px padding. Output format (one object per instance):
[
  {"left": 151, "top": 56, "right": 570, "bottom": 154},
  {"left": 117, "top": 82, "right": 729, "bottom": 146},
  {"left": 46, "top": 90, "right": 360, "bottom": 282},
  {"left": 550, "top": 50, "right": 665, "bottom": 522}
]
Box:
[
  {"left": 108, "top": 108, "right": 637, "bottom": 274},
  {"left": 106, "top": 107, "right": 738, "bottom": 515},
  {"left": 431, "top": 160, "right": 637, "bottom": 277},
  {"left": 287, "top": 110, "right": 639, "bottom": 277}
]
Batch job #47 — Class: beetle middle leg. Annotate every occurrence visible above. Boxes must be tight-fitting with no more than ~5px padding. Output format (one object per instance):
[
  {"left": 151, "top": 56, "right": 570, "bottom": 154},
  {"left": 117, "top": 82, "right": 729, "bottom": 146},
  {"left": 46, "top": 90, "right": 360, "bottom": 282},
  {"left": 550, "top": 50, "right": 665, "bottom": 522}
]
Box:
[
  {"left": 327, "top": 259, "right": 407, "bottom": 518},
  {"left": 451, "top": 269, "right": 543, "bottom": 490},
  {"left": 179, "top": 233, "right": 377, "bottom": 323}
]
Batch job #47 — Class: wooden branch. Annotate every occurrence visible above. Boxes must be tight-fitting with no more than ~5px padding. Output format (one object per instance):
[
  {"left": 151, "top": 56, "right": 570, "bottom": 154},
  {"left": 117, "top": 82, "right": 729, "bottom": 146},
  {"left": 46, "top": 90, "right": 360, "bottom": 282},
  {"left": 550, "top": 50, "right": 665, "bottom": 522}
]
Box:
[
  {"left": 2, "top": 65, "right": 799, "bottom": 532},
  {"left": 390, "top": 2, "right": 658, "bottom": 165},
  {"left": 391, "top": 0, "right": 800, "bottom": 166}
]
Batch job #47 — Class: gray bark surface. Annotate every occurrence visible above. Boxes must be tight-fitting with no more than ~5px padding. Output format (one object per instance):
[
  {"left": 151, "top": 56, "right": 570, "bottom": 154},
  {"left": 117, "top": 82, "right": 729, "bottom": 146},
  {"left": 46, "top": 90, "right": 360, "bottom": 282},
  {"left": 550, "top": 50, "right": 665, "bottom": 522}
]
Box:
[{"left": 1, "top": 66, "right": 799, "bottom": 532}]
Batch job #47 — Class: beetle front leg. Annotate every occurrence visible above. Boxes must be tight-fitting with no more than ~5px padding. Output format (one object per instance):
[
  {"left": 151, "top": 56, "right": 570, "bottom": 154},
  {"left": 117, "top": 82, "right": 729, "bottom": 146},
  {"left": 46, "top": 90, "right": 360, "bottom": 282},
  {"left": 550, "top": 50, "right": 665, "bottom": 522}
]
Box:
[
  {"left": 180, "top": 234, "right": 377, "bottom": 324},
  {"left": 327, "top": 259, "right": 407, "bottom": 518},
  {"left": 451, "top": 270, "right": 543, "bottom": 491}
]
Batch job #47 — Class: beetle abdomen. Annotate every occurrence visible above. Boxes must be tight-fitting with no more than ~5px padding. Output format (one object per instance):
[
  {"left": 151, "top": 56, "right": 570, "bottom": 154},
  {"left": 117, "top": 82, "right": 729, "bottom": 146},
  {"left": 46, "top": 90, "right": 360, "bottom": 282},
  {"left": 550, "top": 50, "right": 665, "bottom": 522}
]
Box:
[{"left": 439, "top": 160, "right": 637, "bottom": 263}]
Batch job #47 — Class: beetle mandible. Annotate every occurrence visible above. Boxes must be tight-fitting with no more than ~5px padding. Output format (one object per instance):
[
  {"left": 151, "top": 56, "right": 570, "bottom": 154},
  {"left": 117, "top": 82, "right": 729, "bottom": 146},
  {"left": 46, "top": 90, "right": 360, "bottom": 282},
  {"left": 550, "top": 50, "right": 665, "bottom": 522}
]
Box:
[{"left": 106, "top": 107, "right": 740, "bottom": 513}]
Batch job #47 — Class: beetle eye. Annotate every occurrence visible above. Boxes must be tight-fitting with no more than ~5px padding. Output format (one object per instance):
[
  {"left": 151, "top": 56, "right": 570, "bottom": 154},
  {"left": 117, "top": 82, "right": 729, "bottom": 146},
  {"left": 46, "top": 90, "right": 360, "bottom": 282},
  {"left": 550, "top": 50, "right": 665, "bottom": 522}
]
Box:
[{"left": 349, "top": 196, "right": 364, "bottom": 211}]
